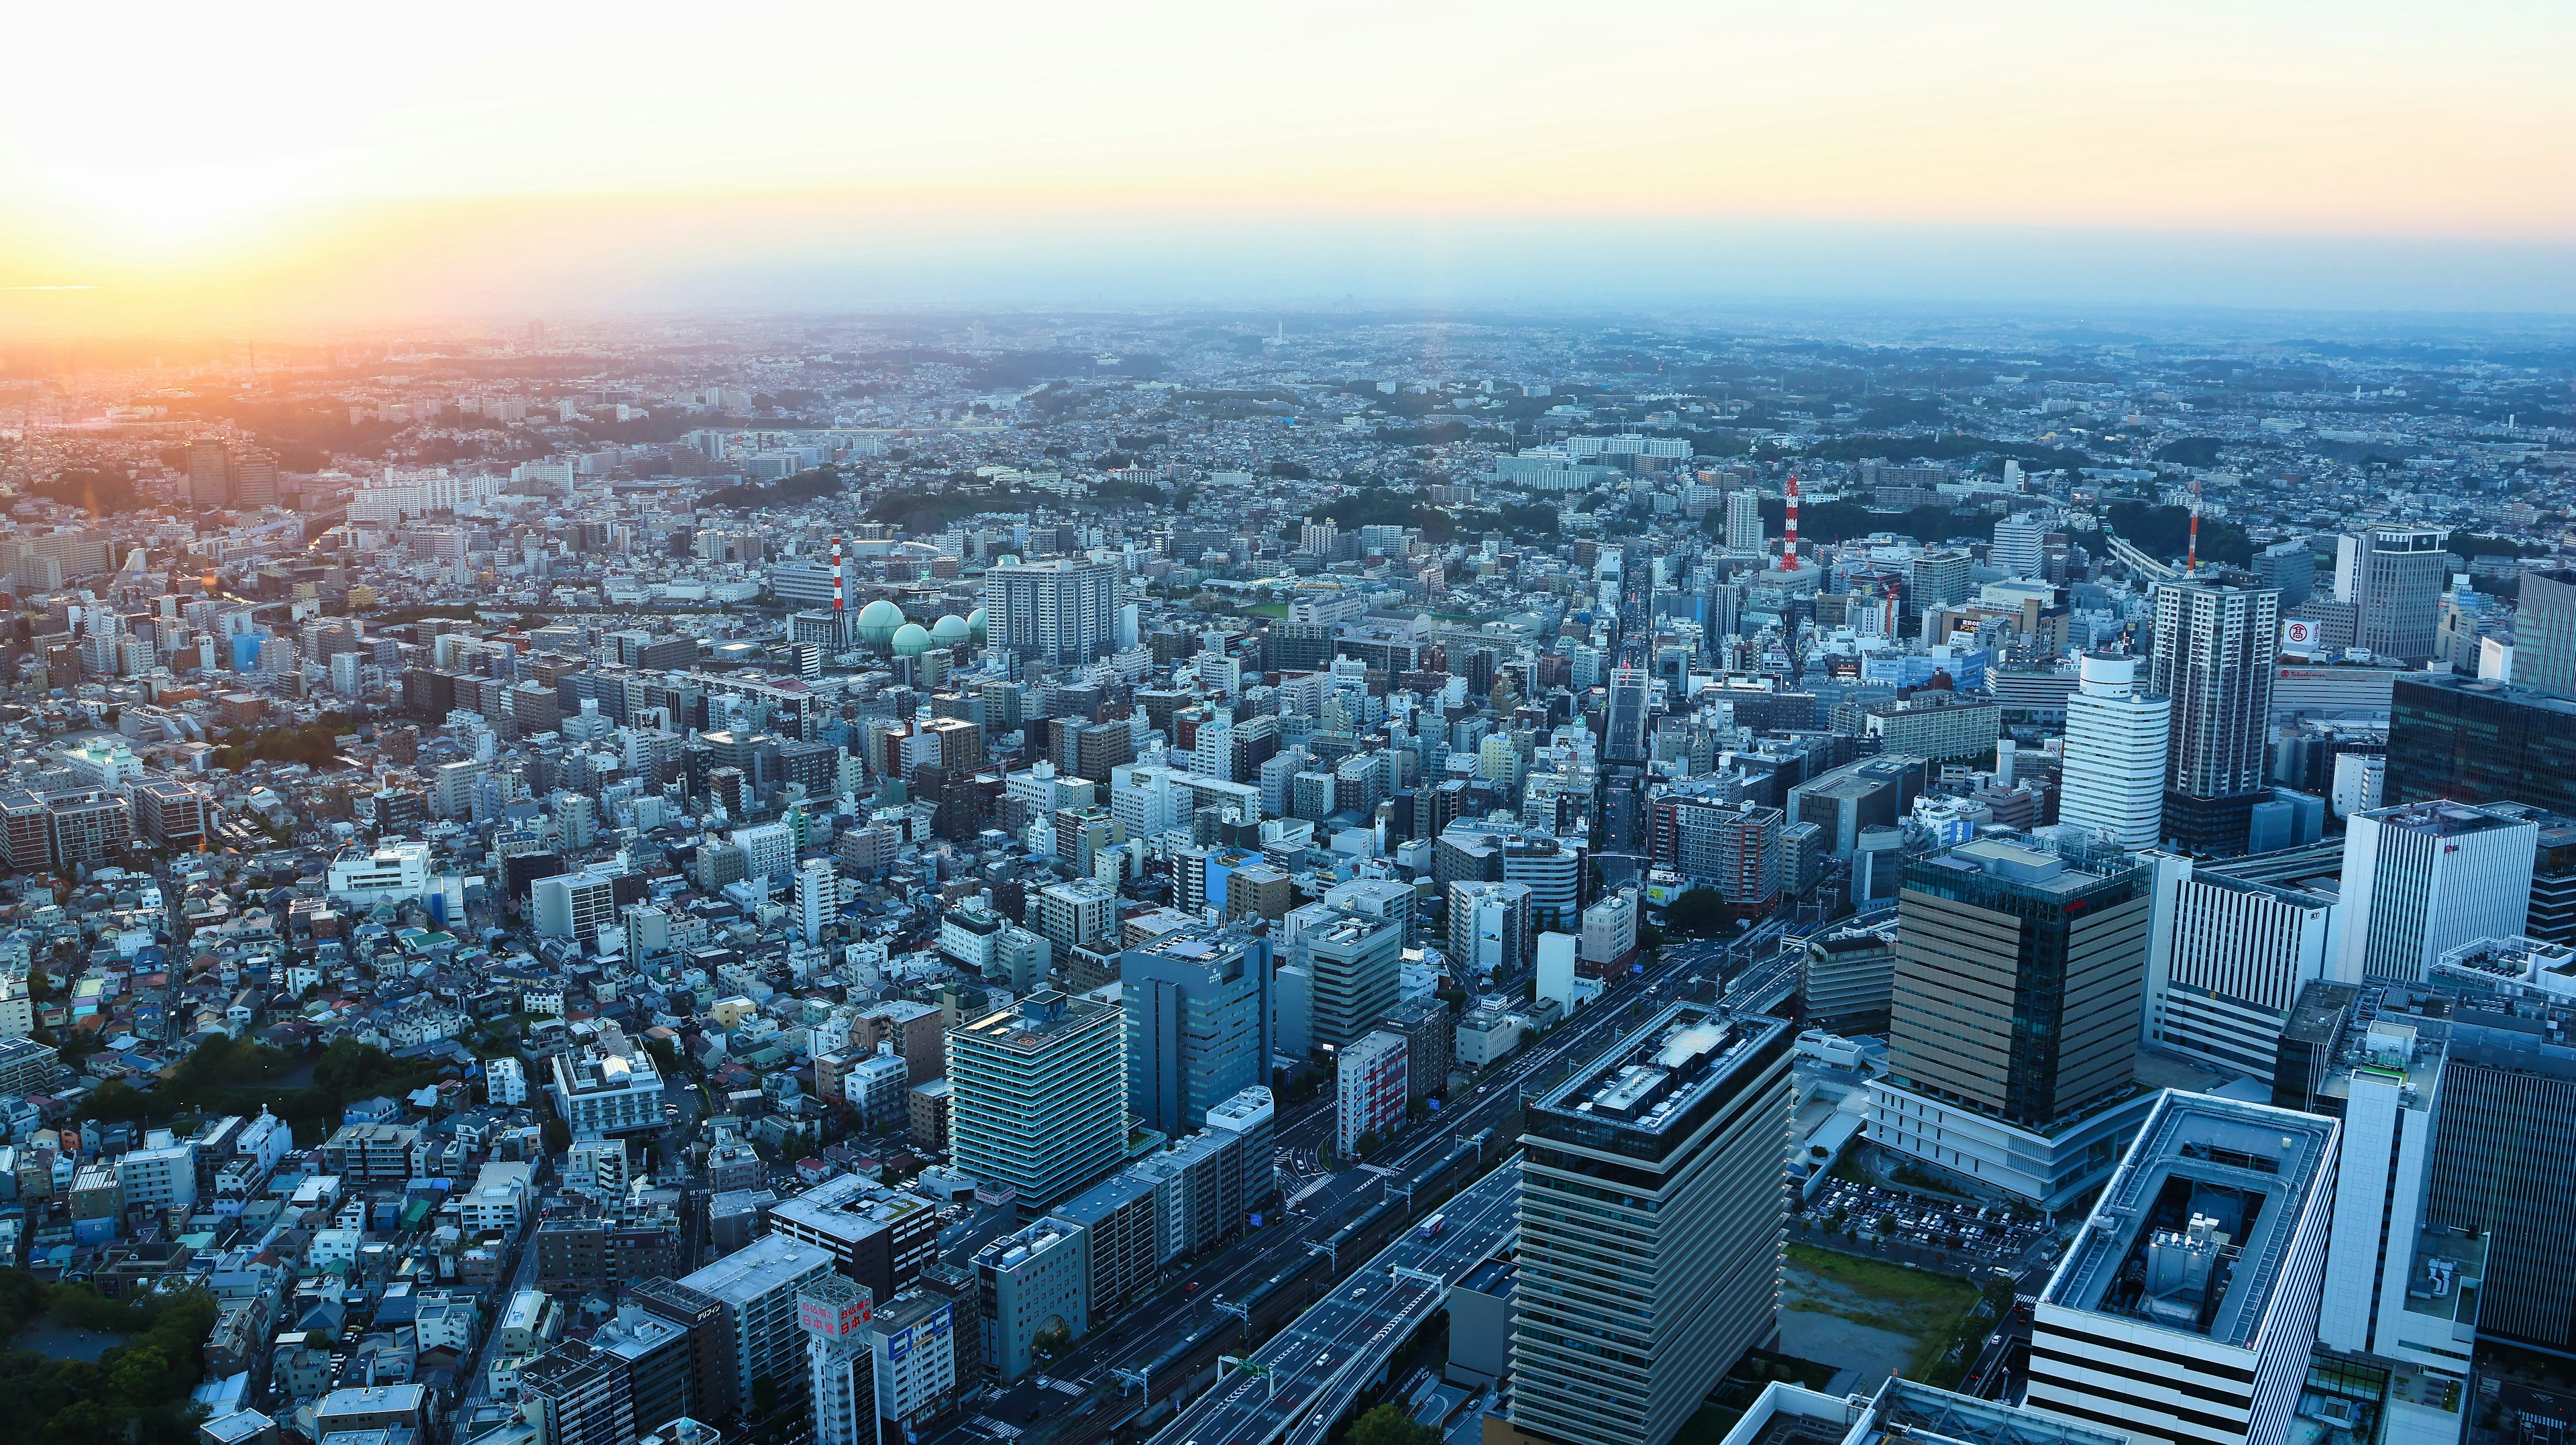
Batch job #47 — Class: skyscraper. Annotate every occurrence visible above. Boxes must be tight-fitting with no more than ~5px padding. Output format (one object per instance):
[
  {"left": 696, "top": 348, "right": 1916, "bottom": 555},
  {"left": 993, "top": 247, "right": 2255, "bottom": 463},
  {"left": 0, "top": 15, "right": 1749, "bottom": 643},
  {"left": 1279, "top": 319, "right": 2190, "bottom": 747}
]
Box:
[
  {"left": 945, "top": 990, "right": 1126, "bottom": 1210},
  {"left": 2385, "top": 673, "right": 2576, "bottom": 816},
  {"left": 2334, "top": 799, "right": 2535, "bottom": 983},
  {"left": 186, "top": 440, "right": 229, "bottom": 508},
  {"left": 1873, "top": 837, "right": 2155, "bottom": 1207},
  {"left": 2057, "top": 654, "right": 2170, "bottom": 849},
  {"left": 2514, "top": 566, "right": 2576, "bottom": 698},
  {"left": 2337, "top": 527, "right": 2449, "bottom": 664},
  {"left": 1120, "top": 924, "right": 1272, "bottom": 1140},
  {"left": 2151, "top": 580, "right": 2278, "bottom": 856},
  {"left": 981, "top": 557, "right": 1120, "bottom": 664},
  {"left": 1510, "top": 1004, "right": 1792, "bottom": 1445},
  {"left": 2029, "top": 1090, "right": 2337, "bottom": 1445}
]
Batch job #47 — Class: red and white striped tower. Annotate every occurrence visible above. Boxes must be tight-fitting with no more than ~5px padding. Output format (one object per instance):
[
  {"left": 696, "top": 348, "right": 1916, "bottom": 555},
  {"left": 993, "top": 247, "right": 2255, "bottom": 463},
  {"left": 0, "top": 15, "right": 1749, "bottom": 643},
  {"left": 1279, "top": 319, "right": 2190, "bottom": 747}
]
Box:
[
  {"left": 1778, "top": 474, "right": 1801, "bottom": 570},
  {"left": 831, "top": 536, "right": 845, "bottom": 611}
]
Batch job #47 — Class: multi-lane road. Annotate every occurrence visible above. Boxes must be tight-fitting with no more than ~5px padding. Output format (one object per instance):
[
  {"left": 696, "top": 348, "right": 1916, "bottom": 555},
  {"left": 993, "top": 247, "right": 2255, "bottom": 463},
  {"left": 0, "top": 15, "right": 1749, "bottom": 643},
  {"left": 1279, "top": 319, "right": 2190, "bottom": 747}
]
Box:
[{"left": 1150, "top": 1161, "right": 1522, "bottom": 1445}]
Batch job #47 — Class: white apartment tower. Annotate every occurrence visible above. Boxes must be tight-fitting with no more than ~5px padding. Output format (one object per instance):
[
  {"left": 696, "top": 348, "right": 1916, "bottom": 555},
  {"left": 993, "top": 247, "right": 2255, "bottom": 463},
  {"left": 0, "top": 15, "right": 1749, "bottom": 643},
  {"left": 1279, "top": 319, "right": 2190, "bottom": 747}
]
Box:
[
  {"left": 2057, "top": 654, "right": 2171, "bottom": 849},
  {"left": 1725, "top": 490, "right": 1763, "bottom": 553}
]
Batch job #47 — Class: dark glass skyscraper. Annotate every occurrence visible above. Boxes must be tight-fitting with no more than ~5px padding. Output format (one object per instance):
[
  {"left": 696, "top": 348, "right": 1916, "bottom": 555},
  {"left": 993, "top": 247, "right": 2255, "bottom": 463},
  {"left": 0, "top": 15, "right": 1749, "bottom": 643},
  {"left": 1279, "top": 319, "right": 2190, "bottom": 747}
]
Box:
[{"left": 2385, "top": 673, "right": 2576, "bottom": 818}]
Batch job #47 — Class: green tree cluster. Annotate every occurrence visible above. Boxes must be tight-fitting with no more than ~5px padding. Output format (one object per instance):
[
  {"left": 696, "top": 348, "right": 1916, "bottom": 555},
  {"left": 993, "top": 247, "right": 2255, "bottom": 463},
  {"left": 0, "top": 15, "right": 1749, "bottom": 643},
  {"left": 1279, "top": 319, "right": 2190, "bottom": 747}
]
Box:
[{"left": 0, "top": 1276, "right": 218, "bottom": 1445}]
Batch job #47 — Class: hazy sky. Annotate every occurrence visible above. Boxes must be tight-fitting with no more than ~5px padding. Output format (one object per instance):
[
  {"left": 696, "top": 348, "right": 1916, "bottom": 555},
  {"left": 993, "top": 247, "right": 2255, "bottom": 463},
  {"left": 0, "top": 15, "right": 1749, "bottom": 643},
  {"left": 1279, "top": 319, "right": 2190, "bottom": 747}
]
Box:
[{"left": 5, "top": 0, "right": 2572, "bottom": 329}]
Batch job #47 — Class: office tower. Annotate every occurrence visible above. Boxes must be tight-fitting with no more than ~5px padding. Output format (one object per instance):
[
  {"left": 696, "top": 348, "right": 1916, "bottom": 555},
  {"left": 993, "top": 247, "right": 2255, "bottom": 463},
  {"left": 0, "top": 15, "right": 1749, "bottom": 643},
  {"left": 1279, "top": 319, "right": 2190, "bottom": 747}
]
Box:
[
  {"left": 2151, "top": 581, "right": 2279, "bottom": 855},
  {"left": 2251, "top": 539, "right": 2316, "bottom": 608},
  {"left": 945, "top": 990, "right": 1126, "bottom": 1210},
  {"left": 2337, "top": 527, "right": 2449, "bottom": 664},
  {"left": 1120, "top": 924, "right": 1272, "bottom": 1140},
  {"left": 2385, "top": 674, "right": 2576, "bottom": 816},
  {"left": 186, "top": 440, "right": 229, "bottom": 507},
  {"left": 2029, "top": 1091, "right": 2337, "bottom": 1445},
  {"left": 2334, "top": 800, "right": 2535, "bottom": 983},
  {"left": 231, "top": 458, "right": 278, "bottom": 509},
  {"left": 1448, "top": 881, "right": 1533, "bottom": 979},
  {"left": 2513, "top": 567, "right": 2576, "bottom": 698},
  {"left": 670, "top": 1236, "right": 837, "bottom": 1426},
  {"left": 1283, "top": 902, "right": 1402, "bottom": 1051},
  {"left": 799, "top": 1277, "right": 875, "bottom": 1445},
  {"left": 1509, "top": 1004, "right": 1792, "bottom": 1445},
  {"left": 1725, "top": 489, "right": 1762, "bottom": 553},
  {"left": 2279, "top": 961, "right": 2576, "bottom": 1371},
  {"left": 2141, "top": 857, "right": 2335, "bottom": 1083},
  {"left": 982, "top": 557, "right": 1120, "bottom": 664},
  {"left": 795, "top": 858, "right": 841, "bottom": 946},
  {"left": 1874, "top": 838, "right": 2155, "bottom": 1207},
  {"left": 2057, "top": 654, "right": 2171, "bottom": 849},
  {"left": 533, "top": 871, "right": 621, "bottom": 943},
  {"left": 2302, "top": 992, "right": 2465, "bottom": 1394},
  {"left": 1992, "top": 513, "right": 2048, "bottom": 580}
]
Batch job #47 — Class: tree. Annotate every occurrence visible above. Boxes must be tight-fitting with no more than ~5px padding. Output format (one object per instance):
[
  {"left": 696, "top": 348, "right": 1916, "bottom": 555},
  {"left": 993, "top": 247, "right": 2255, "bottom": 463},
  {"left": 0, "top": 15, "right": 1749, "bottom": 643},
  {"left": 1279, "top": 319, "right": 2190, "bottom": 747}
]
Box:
[
  {"left": 543, "top": 1116, "right": 572, "bottom": 1154},
  {"left": 1350, "top": 1403, "right": 1442, "bottom": 1445},
  {"left": 1030, "top": 1322, "right": 1073, "bottom": 1362},
  {"left": 1662, "top": 888, "right": 1729, "bottom": 936}
]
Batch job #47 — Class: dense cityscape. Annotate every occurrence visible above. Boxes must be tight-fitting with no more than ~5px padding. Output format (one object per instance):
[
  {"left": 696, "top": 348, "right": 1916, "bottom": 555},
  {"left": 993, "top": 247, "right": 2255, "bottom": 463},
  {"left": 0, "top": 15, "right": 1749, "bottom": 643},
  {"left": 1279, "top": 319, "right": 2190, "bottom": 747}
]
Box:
[{"left": 0, "top": 307, "right": 2569, "bottom": 1445}]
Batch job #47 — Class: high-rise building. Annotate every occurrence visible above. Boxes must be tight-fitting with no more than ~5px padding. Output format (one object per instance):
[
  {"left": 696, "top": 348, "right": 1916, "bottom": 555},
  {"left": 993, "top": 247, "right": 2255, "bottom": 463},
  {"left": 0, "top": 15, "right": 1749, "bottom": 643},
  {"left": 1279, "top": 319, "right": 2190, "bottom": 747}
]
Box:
[
  {"left": 2516, "top": 567, "right": 2576, "bottom": 698},
  {"left": 2141, "top": 857, "right": 2336, "bottom": 1083},
  {"left": 521, "top": 1307, "right": 700, "bottom": 1445},
  {"left": 2028, "top": 1090, "right": 2337, "bottom": 1445},
  {"left": 798, "top": 1276, "right": 875, "bottom": 1445},
  {"left": 1725, "top": 490, "right": 1763, "bottom": 553},
  {"left": 2337, "top": 527, "right": 2449, "bottom": 665},
  {"left": 1509, "top": 1004, "right": 1792, "bottom": 1445},
  {"left": 945, "top": 990, "right": 1126, "bottom": 1210},
  {"left": 2152, "top": 581, "right": 2279, "bottom": 855},
  {"left": 1283, "top": 903, "right": 1401, "bottom": 1052},
  {"left": 186, "top": 441, "right": 230, "bottom": 508},
  {"left": 2251, "top": 539, "right": 2316, "bottom": 608},
  {"left": 1992, "top": 513, "right": 2048, "bottom": 580},
  {"left": 1120, "top": 924, "right": 1272, "bottom": 1140},
  {"left": 2334, "top": 799, "right": 2535, "bottom": 984},
  {"left": 1873, "top": 838, "right": 2155, "bottom": 1208},
  {"left": 982, "top": 557, "right": 1120, "bottom": 664},
  {"left": 2385, "top": 673, "right": 2576, "bottom": 817},
  {"left": 2057, "top": 654, "right": 2170, "bottom": 849},
  {"left": 670, "top": 1236, "right": 838, "bottom": 1427}
]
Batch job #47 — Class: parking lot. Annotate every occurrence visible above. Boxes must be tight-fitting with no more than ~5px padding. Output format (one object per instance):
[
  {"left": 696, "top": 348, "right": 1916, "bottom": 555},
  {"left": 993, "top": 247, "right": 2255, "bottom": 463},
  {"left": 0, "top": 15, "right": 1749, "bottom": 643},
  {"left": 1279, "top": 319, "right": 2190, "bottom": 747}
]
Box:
[{"left": 1795, "top": 1179, "right": 2052, "bottom": 1267}]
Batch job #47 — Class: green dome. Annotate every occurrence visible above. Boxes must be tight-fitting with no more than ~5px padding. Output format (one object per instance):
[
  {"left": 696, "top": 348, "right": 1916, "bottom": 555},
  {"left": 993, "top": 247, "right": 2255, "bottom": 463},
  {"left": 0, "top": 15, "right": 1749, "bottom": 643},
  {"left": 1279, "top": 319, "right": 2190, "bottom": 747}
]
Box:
[
  {"left": 855, "top": 599, "right": 906, "bottom": 649},
  {"left": 930, "top": 614, "right": 971, "bottom": 645},
  {"left": 967, "top": 607, "right": 988, "bottom": 643},
  {"left": 891, "top": 623, "right": 932, "bottom": 657}
]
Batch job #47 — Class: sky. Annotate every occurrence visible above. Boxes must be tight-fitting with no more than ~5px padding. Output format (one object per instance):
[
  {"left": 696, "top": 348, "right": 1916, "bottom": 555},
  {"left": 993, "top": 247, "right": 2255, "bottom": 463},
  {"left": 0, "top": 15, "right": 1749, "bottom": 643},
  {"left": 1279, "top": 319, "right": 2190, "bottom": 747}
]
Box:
[{"left": 3, "top": 0, "right": 2572, "bottom": 331}]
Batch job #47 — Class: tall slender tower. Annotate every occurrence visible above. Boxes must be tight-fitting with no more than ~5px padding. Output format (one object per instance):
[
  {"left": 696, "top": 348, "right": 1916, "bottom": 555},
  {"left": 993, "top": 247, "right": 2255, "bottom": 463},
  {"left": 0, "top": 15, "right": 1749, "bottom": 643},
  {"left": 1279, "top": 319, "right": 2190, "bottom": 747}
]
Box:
[
  {"left": 800, "top": 1276, "right": 875, "bottom": 1445},
  {"left": 2057, "top": 654, "right": 2171, "bottom": 849},
  {"left": 2151, "top": 580, "right": 2279, "bottom": 856}
]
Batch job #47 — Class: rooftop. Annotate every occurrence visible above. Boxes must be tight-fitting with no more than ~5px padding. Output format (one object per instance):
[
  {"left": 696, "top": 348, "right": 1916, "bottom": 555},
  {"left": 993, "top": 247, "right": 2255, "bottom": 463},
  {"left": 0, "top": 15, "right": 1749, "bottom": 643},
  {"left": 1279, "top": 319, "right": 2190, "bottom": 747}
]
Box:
[
  {"left": 956, "top": 989, "right": 1116, "bottom": 1053},
  {"left": 2042, "top": 1089, "right": 2337, "bottom": 1350},
  {"left": 676, "top": 1233, "right": 833, "bottom": 1305},
  {"left": 1528, "top": 1001, "right": 1788, "bottom": 1159},
  {"left": 2357, "top": 798, "right": 2530, "bottom": 839}
]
